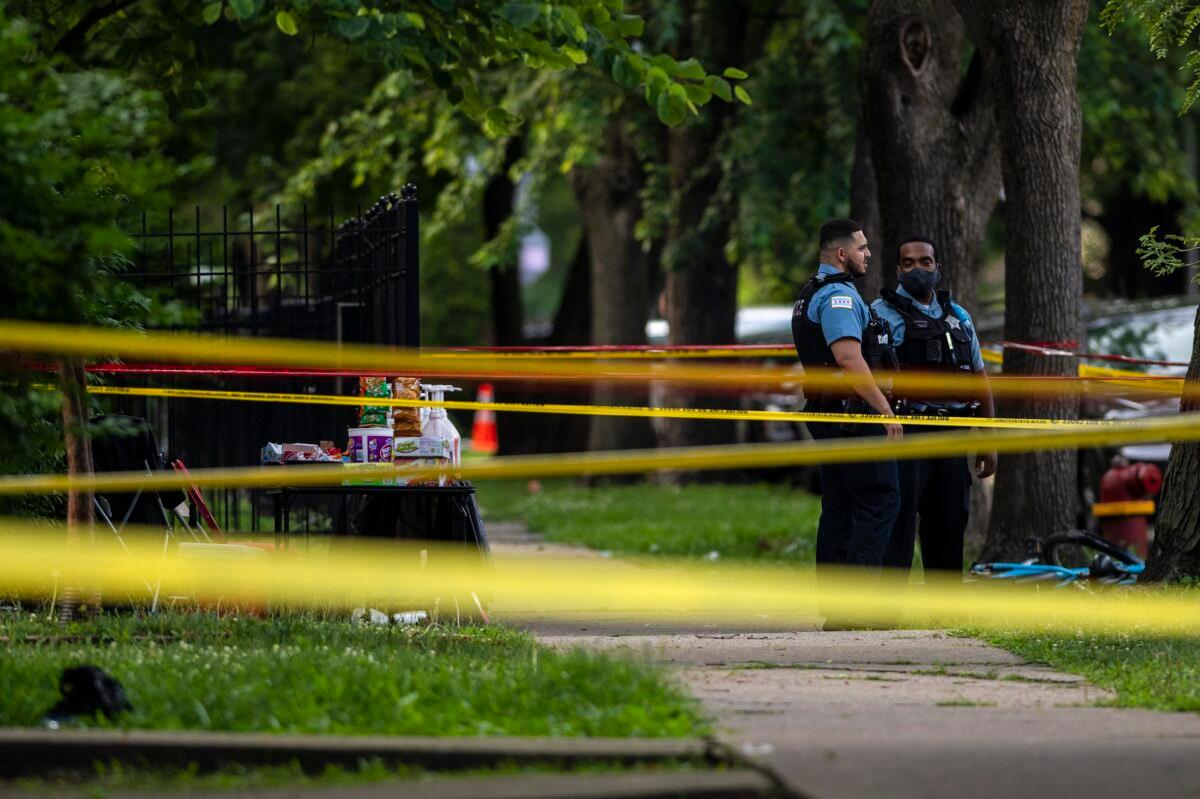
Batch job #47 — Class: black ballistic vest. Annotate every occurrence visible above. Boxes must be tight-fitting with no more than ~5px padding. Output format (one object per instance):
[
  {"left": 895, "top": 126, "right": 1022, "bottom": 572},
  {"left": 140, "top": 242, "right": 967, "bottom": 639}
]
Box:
[
  {"left": 792, "top": 273, "right": 896, "bottom": 406},
  {"left": 878, "top": 288, "right": 974, "bottom": 374}
]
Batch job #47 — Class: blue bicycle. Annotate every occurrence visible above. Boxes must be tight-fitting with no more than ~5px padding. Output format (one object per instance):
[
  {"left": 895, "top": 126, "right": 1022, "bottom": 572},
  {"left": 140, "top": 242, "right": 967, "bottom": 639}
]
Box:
[{"left": 969, "top": 531, "right": 1143, "bottom": 587}]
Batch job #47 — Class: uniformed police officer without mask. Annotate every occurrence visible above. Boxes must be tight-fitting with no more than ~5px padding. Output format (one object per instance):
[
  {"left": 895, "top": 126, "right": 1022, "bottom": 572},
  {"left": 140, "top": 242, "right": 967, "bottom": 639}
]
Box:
[
  {"left": 871, "top": 237, "right": 997, "bottom": 576},
  {"left": 791, "top": 219, "right": 902, "bottom": 597}
]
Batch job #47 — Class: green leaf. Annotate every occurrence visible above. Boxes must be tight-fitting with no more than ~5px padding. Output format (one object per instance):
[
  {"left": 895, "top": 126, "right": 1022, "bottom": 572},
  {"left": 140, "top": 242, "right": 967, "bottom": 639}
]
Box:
[
  {"left": 483, "top": 107, "right": 524, "bottom": 137},
  {"left": 649, "top": 54, "right": 675, "bottom": 73},
  {"left": 684, "top": 83, "right": 712, "bottom": 105},
  {"left": 202, "top": 2, "right": 222, "bottom": 24},
  {"left": 401, "top": 46, "right": 429, "bottom": 69},
  {"left": 646, "top": 66, "right": 669, "bottom": 96},
  {"left": 501, "top": 2, "right": 541, "bottom": 29},
  {"left": 734, "top": 85, "right": 752, "bottom": 105},
  {"left": 611, "top": 54, "right": 640, "bottom": 87},
  {"left": 228, "top": 0, "right": 254, "bottom": 19},
  {"left": 431, "top": 0, "right": 456, "bottom": 13},
  {"left": 561, "top": 45, "right": 587, "bottom": 64},
  {"left": 275, "top": 10, "right": 298, "bottom": 35},
  {"left": 656, "top": 91, "right": 688, "bottom": 127},
  {"left": 704, "top": 75, "right": 732, "bottom": 102},
  {"left": 676, "top": 58, "right": 706, "bottom": 80},
  {"left": 334, "top": 17, "right": 370, "bottom": 39},
  {"left": 723, "top": 67, "right": 748, "bottom": 80},
  {"left": 617, "top": 13, "right": 644, "bottom": 36}
]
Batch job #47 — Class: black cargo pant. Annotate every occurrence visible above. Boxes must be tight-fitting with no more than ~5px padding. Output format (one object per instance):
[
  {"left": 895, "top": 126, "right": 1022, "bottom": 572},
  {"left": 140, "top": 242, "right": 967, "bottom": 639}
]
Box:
[
  {"left": 806, "top": 420, "right": 900, "bottom": 574},
  {"left": 883, "top": 428, "right": 972, "bottom": 574}
]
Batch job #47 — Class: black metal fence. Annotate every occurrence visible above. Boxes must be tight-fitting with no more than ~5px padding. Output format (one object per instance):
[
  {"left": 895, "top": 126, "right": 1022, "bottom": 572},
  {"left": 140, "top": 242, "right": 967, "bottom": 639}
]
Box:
[{"left": 110, "top": 188, "right": 419, "bottom": 533}]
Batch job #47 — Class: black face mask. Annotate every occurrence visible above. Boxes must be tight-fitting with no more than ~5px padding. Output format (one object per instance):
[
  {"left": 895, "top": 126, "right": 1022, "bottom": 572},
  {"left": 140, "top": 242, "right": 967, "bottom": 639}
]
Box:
[{"left": 898, "top": 266, "right": 940, "bottom": 297}]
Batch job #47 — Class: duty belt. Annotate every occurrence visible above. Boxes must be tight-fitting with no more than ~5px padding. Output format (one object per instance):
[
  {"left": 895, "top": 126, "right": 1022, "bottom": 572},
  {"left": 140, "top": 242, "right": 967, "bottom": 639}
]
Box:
[{"left": 894, "top": 398, "right": 981, "bottom": 418}]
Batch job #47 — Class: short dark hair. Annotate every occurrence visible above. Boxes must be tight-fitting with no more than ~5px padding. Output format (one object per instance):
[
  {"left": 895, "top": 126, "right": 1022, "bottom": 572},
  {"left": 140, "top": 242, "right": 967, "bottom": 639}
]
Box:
[
  {"left": 819, "top": 218, "right": 862, "bottom": 252},
  {"left": 897, "top": 236, "right": 937, "bottom": 263}
]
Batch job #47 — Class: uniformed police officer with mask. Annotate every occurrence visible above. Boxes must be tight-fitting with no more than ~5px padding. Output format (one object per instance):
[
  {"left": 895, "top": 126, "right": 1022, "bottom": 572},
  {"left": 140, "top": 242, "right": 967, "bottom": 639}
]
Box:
[
  {"left": 792, "top": 219, "right": 902, "bottom": 584},
  {"left": 870, "top": 236, "right": 997, "bottom": 575}
]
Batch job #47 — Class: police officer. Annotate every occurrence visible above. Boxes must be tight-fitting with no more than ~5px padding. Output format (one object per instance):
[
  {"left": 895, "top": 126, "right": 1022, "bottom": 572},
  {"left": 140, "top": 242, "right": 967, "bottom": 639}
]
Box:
[
  {"left": 870, "top": 236, "right": 997, "bottom": 575},
  {"left": 792, "top": 219, "right": 902, "bottom": 586}
]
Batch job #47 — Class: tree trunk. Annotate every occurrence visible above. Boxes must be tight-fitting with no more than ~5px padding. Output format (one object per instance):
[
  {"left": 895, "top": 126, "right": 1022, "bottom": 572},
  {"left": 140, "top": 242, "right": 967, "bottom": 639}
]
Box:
[
  {"left": 956, "top": 0, "right": 1089, "bottom": 561},
  {"left": 483, "top": 137, "right": 525, "bottom": 347},
  {"left": 530, "top": 237, "right": 593, "bottom": 455},
  {"left": 658, "top": 0, "right": 764, "bottom": 457},
  {"left": 57, "top": 356, "right": 95, "bottom": 621},
  {"left": 547, "top": 236, "right": 592, "bottom": 348},
  {"left": 850, "top": 112, "right": 884, "bottom": 303},
  {"left": 573, "top": 118, "right": 655, "bottom": 454},
  {"left": 865, "top": 0, "right": 1000, "bottom": 307},
  {"left": 482, "top": 137, "right": 530, "bottom": 455},
  {"left": 1143, "top": 306, "right": 1200, "bottom": 580}
]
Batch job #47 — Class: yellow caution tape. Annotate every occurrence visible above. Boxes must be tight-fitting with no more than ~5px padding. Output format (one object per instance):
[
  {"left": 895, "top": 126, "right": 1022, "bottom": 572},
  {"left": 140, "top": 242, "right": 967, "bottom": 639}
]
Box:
[
  {"left": 1, "top": 319, "right": 1185, "bottom": 399},
  {"left": 1, "top": 529, "right": 1197, "bottom": 635},
  {"left": 1092, "top": 500, "right": 1157, "bottom": 517},
  {"left": 85, "top": 384, "right": 1137, "bottom": 431},
  {"left": 435, "top": 347, "right": 799, "bottom": 359},
  {"left": 0, "top": 410, "right": 1196, "bottom": 496}
]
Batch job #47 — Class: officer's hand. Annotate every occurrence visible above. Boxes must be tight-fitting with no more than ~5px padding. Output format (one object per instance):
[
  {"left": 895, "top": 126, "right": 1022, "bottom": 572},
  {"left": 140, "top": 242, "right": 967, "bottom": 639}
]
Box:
[
  {"left": 884, "top": 421, "right": 903, "bottom": 440},
  {"left": 975, "top": 451, "right": 997, "bottom": 479}
]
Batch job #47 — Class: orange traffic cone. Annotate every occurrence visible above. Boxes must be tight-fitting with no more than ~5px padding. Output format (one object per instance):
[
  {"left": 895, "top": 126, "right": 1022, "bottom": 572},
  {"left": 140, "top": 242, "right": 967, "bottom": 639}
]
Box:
[{"left": 471, "top": 383, "right": 499, "bottom": 454}]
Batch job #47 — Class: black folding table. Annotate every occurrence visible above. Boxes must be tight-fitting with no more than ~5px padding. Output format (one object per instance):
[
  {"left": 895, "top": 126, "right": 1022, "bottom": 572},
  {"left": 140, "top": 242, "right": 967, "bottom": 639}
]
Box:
[{"left": 267, "top": 483, "right": 488, "bottom": 553}]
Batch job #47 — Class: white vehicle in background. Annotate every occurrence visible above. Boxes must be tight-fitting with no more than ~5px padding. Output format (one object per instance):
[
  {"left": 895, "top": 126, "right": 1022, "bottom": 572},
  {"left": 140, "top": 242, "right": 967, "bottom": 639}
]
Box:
[
  {"left": 646, "top": 305, "right": 809, "bottom": 447},
  {"left": 1078, "top": 298, "right": 1197, "bottom": 517}
]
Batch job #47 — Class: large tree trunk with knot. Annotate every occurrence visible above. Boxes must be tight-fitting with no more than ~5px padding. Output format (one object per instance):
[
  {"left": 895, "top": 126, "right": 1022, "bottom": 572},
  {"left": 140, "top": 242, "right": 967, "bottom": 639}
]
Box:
[
  {"left": 956, "top": 0, "right": 1089, "bottom": 561},
  {"left": 865, "top": 0, "right": 1000, "bottom": 307},
  {"left": 1143, "top": 306, "right": 1200, "bottom": 580}
]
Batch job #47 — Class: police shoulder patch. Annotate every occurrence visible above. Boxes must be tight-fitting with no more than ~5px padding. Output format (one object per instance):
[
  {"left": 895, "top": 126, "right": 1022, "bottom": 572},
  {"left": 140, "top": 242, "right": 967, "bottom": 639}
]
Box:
[{"left": 830, "top": 295, "right": 854, "bottom": 310}]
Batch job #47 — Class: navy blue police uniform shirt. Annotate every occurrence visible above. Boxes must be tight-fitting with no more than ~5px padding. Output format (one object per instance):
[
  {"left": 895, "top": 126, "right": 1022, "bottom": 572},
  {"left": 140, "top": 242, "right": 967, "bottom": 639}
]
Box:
[
  {"left": 807, "top": 263, "right": 869, "bottom": 345},
  {"left": 870, "top": 284, "right": 985, "bottom": 371}
]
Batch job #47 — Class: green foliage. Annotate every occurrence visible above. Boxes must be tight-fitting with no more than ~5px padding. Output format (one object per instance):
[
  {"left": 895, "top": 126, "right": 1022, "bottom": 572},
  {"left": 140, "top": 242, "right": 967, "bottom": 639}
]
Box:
[
  {"left": 1134, "top": 226, "right": 1200, "bottom": 282},
  {"left": 1081, "top": 10, "right": 1198, "bottom": 207},
  {"left": 0, "top": 18, "right": 170, "bottom": 326},
  {"left": 475, "top": 480, "right": 822, "bottom": 561},
  {"left": 1103, "top": 0, "right": 1200, "bottom": 112},
  {"left": 725, "top": 1, "right": 867, "bottom": 302},
  {"left": 208, "top": 0, "right": 741, "bottom": 129},
  {"left": 0, "top": 612, "right": 706, "bottom": 737},
  {"left": 0, "top": 7, "right": 175, "bottom": 514}
]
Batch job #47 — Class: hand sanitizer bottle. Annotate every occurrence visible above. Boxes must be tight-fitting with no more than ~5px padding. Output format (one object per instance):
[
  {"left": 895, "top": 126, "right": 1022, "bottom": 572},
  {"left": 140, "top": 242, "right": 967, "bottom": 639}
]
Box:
[{"left": 421, "top": 384, "right": 461, "bottom": 483}]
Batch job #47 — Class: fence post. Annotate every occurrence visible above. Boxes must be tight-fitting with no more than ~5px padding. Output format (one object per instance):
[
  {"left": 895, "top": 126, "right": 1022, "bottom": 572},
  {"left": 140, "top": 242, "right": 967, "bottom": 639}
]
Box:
[{"left": 402, "top": 184, "right": 420, "bottom": 349}]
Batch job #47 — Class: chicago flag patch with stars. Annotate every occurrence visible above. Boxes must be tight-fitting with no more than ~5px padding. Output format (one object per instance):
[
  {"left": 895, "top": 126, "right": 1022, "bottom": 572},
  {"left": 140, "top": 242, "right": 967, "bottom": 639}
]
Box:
[{"left": 830, "top": 295, "right": 853, "bottom": 309}]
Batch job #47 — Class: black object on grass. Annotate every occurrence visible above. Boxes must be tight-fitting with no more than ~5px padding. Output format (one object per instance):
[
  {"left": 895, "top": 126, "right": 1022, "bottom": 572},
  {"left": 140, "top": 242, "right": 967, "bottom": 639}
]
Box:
[{"left": 41, "top": 666, "right": 133, "bottom": 728}]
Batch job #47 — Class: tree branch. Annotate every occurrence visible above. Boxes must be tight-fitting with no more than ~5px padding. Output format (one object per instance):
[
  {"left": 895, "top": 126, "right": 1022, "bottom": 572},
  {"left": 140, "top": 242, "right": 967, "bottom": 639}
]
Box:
[{"left": 51, "top": 0, "right": 139, "bottom": 60}]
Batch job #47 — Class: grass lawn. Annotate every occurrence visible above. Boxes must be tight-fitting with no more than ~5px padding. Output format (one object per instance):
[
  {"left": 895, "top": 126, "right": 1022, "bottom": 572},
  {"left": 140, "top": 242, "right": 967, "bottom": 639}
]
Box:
[
  {"left": 0, "top": 611, "right": 706, "bottom": 738},
  {"left": 475, "top": 479, "right": 820, "bottom": 561},
  {"left": 972, "top": 627, "right": 1200, "bottom": 713}
]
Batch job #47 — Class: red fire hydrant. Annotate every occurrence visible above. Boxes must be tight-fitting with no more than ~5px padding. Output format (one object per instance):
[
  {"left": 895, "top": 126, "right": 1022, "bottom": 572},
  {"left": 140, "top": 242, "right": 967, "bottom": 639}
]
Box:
[{"left": 1094, "top": 456, "right": 1162, "bottom": 559}]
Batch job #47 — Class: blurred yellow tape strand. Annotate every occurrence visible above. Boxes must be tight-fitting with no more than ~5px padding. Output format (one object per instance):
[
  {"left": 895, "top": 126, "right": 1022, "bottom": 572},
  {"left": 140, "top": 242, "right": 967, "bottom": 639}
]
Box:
[
  {"left": 86, "top": 384, "right": 1134, "bottom": 431},
  {"left": 0, "top": 319, "right": 1184, "bottom": 398},
  {"left": 0, "top": 410, "right": 1195, "bottom": 496},
  {"left": 1, "top": 529, "right": 1197, "bottom": 635}
]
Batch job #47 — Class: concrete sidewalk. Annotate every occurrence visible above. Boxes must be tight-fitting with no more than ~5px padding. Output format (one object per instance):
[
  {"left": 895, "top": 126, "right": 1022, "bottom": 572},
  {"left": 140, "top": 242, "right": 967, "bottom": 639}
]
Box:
[
  {"left": 532, "top": 627, "right": 1200, "bottom": 799},
  {"left": 490, "top": 522, "right": 1200, "bottom": 798}
]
